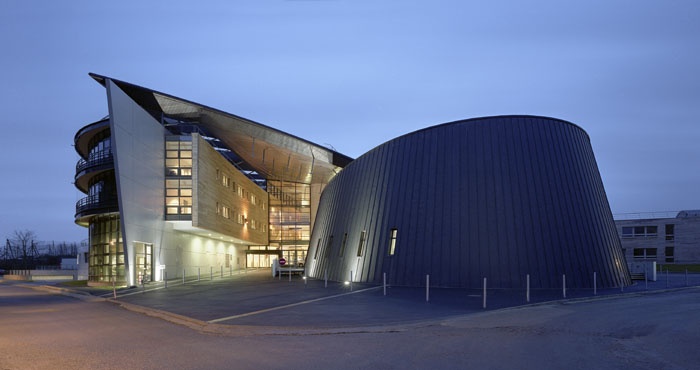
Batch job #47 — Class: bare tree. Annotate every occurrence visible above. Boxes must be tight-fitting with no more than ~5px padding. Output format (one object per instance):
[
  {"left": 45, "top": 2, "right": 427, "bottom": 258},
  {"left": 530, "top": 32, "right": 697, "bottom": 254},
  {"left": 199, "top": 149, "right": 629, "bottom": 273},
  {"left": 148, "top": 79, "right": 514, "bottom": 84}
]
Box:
[{"left": 10, "top": 230, "right": 39, "bottom": 260}]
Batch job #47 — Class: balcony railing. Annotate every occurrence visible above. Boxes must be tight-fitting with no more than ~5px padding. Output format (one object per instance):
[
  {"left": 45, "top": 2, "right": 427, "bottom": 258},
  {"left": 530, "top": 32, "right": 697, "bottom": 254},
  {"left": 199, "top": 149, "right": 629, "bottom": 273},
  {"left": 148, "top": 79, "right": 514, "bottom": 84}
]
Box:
[
  {"left": 75, "top": 195, "right": 119, "bottom": 219},
  {"left": 76, "top": 150, "right": 114, "bottom": 175}
]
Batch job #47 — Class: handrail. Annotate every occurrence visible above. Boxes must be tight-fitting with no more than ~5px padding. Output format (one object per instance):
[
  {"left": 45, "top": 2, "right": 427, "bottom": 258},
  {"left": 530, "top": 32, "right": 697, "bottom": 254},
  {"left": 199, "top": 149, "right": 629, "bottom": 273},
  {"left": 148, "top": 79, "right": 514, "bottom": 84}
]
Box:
[
  {"left": 76, "top": 150, "right": 113, "bottom": 174},
  {"left": 75, "top": 195, "right": 119, "bottom": 217},
  {"left": 614, "top": 211, "right": 679, "bottom": 220}
]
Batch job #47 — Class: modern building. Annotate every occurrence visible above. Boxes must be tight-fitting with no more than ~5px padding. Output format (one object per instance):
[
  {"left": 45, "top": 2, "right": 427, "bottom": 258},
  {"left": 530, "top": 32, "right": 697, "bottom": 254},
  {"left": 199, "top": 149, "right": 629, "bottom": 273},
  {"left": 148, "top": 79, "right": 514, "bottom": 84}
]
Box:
[
  {"left": 74, "top": 74, "right": 351, "bottom": 286},
  {"left": 615, "top": 210, "right": 700, "bottom": 265},
  {"left": 305, "top": 116, "right": 632, "bottom": 289},
  {"left": 75, "top": 75, "right": 631, "bottom": 289}
]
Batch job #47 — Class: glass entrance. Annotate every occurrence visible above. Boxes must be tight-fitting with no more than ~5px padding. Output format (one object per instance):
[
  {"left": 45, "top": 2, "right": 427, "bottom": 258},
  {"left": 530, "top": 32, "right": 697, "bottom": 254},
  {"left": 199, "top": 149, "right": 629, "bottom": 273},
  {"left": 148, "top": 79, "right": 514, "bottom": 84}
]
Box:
[{"left": 134, "top": 242, "right": 153, "bottom": 284}]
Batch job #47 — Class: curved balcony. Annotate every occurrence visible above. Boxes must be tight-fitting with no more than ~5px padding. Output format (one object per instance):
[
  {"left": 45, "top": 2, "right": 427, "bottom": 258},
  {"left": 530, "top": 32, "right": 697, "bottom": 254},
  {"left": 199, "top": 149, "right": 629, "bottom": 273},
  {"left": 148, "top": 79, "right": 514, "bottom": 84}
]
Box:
[
  {"left": 74, "top": 118, "right": 110, "bottom": 158},
  {"left": 75, "top": 195, "right": 119, "bottom": 226},
  {"left": 74, "top": 150, "right": 114, "bottom": 192}
]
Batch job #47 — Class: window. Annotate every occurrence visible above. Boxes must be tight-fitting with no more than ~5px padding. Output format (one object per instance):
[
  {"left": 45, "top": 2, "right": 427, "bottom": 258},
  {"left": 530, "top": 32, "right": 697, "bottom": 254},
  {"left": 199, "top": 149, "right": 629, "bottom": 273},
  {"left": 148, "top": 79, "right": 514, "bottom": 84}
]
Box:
[
  {"left": 165, "top": 139, "right": 193, "bottom": 217},
  {"left": 665, "top": 247, "right": 674, "bottom": 262},
  {"left": 339, "top": 233, "right": 348, "bottom": 257},
  {"left": 633, "top": 248, "right": 657, "bottom": 259},
  {"left": 325, "top": 236, "right": 334, "bottom": 259},
  {"left": 388, "top": 228, "right": 397, "bottom": 256},
  {"left": 665, "top": 224, "right": 675, "bottom": 241},
  {"left": 221, "top": 174, "right": 230, "bottom": 187},
  {"left": 314, "top": 239, "right": 321, "bottom": 259},
  {"left": 622, "top": 225, "right": 658, "bottom": 238},
  {"left": 622, "top": 227, "right": 633, "bottom": 238},
  {"left": 165, "top": 179, "right": 192, "bottom": 217},
  {"left": 357, "top": 230, "right": 366, "bottom": 257}
]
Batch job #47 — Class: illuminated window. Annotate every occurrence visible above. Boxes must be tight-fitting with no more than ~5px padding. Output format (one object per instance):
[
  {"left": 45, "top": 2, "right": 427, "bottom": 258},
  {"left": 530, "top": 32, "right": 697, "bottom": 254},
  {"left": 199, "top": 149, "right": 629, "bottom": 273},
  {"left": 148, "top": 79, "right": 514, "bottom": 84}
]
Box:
[
  {"left": 388, "top": 228, "right": 397, "bottom": 256},
  {"left": 164, "top": 139, "right": 193, "bottom": 218},
  {"left": 357, "top": 230, "right": 366, "bottom": 257}
]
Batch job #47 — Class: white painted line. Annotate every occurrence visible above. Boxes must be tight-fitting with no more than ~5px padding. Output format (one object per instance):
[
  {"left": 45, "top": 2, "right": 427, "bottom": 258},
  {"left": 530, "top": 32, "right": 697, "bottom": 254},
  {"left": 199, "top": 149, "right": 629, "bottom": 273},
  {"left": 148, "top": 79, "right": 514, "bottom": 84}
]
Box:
[{"left": 208, "top": 286, "right": 381, "bottom": 323}]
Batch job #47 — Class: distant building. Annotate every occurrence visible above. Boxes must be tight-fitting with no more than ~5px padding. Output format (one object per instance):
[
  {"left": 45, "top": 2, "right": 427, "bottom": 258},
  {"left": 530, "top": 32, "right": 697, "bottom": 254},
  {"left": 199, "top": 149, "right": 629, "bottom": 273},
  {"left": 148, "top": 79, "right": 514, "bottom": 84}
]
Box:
[{"left": 615, "top": 211, "right": 700, "bottom": 265}]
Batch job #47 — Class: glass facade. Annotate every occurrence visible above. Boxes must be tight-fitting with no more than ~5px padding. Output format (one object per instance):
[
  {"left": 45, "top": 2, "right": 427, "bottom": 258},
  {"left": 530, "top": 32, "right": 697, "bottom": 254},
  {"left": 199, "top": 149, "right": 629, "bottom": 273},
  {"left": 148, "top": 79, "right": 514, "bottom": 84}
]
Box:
[
  {"left": 267, "top": 180, "right": 311, "bottom": 267},
  {"left": 88, "top": 215, "right": 124, "bottom": 284}
]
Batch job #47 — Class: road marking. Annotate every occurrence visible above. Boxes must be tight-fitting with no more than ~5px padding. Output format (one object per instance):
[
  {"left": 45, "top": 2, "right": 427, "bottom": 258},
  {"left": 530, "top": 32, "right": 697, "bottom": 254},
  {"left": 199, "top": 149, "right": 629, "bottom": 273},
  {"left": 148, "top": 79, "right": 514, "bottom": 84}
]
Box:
[{"left": 208, "top": 286, "right": 381, "bottom": 323}]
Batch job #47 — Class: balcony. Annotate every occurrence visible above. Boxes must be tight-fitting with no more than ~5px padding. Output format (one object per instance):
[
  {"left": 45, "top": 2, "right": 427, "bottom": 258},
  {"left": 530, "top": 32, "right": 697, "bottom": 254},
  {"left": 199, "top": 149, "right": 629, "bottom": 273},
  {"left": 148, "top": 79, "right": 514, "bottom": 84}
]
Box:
[
  {"left": 74, "top": 150, "right": 114, "bottom": 192},
  {"left": 74, "top": 195, "right": 119, "bottom": 225}
]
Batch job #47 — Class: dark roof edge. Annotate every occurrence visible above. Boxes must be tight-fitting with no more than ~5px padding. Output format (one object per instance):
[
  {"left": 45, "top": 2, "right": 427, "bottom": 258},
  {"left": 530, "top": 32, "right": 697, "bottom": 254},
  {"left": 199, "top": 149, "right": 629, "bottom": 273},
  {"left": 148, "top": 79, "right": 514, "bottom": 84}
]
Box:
[
  {"left": 403, "top": 114, "right": 590, "bottom": 142},
  {"left": 88, "top": 72, "right": 353, "bottom": 165}
]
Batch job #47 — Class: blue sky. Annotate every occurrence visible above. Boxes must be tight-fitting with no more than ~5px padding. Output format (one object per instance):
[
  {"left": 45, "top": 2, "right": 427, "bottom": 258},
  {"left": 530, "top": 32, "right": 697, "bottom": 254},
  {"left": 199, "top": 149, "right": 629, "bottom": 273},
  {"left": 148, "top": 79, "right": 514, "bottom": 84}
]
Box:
[{"left": 1, "top": 0, "right": 698, "bottom": 243}]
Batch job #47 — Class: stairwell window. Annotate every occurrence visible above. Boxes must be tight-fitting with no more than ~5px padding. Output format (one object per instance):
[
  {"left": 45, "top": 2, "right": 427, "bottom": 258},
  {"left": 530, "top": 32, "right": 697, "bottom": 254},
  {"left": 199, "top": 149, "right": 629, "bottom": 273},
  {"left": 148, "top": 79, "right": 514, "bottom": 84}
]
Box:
[
  {"left": 339, "top": 233, "right": 348, "bottom": 257},
  {"left": 357, "top": 230, "right": 366, "bottom": 257},
  {"left": 388, "top": 228, "right": 397, "bottom": 256}
]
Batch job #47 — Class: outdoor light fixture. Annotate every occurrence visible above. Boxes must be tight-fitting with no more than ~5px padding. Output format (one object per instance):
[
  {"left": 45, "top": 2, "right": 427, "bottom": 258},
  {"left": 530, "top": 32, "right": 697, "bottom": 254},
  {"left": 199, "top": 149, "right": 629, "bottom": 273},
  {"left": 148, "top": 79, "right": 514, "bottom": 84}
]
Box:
[{"left": 344, "top": 281, "right": 349, "bottom": 285}]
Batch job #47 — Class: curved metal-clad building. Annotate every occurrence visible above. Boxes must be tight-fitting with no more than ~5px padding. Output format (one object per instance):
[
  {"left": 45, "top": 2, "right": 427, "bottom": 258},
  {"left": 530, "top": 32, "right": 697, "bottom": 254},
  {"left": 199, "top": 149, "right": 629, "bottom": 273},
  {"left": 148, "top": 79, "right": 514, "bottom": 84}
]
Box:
[{"left": 306, "top": 115, "right": 631, "bottom": 289}]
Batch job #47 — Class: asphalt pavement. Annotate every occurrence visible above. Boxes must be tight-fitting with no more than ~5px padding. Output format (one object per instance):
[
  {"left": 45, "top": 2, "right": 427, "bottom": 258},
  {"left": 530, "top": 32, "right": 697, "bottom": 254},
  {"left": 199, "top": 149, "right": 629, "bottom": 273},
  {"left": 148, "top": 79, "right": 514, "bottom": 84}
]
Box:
[{"left": 44, "top": 268, "right": 700, "bottom": 331}]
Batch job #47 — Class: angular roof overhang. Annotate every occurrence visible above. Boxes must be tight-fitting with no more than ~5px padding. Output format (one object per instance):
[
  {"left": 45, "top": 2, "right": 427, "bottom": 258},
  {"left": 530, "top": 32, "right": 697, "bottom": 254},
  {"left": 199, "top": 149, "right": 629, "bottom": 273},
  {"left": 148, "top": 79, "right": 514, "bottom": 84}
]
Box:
[{"left": 90, "top": 73, "right": 353, "bottom": 185}]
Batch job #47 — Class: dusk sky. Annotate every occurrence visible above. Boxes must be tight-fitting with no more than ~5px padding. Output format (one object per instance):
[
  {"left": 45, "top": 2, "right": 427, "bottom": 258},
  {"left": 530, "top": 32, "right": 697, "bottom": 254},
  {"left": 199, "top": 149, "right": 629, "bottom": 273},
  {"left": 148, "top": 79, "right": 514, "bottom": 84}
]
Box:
[{"left": 1, "top": 1, "right": 698, "bottom": 243}]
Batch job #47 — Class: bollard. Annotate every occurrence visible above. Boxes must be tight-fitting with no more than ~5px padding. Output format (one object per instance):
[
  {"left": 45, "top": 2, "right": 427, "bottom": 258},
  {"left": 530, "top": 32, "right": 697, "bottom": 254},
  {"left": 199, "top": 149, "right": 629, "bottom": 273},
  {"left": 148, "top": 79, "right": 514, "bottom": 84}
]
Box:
[
  {"left": 593, "top": 272, "right": 597, "bottom": 296},
  {"left": 230, "top": 266, "right": 232, "bottom": 277},
  {"left": 324, "top": 270, "right": 328, "bottom": 288},
  {"left": 183, "top": 269, "right": 186, "bottom": 285},
  {"left": 289, "top": 265, "right": 291, "bottom": 282},
  {"left": 383, "top": 272, "right": 387, "bottom": 296},
  {"left": 350, "top": 271, "right": 353, "bottom": 291},
  {"left": 210, "top": 266, "right": 213, "bottom": 281},
  {"left": 165, "top": 271, "right": 168, "bottom": 289},
  {"left": 482, "top": 277, "right": 487, "bottom": 309},
  {"left": 220, "top": 266, "right": 223, "bottom": 278},
  {"left": 113, "top": 276, "right": 117, "bottom": 299},
  {"left": 563, "top": 274, "right": 566, "bottom": 298},
  {"left": 198, "top": 267, "right": 201, "bottom": 281},
  {"left": 426, "top": 274, "right": 430, "bottom": 302},
  {"left": 645, "top": 270, "right": 648, "bottom": 290},
  {"left": 526, "top": 274, "right": 530, "bottom": 302}
]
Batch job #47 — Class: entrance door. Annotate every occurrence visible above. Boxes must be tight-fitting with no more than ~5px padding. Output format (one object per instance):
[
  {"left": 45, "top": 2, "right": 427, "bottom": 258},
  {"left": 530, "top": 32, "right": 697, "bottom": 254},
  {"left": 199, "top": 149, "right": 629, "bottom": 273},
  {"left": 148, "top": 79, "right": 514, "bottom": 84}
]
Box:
[
  {"left": 246, "top": 251, "right": 283, "bottom": 268},
  {"left": 134, "top": 242, "right": 153, "bottom": 284}
]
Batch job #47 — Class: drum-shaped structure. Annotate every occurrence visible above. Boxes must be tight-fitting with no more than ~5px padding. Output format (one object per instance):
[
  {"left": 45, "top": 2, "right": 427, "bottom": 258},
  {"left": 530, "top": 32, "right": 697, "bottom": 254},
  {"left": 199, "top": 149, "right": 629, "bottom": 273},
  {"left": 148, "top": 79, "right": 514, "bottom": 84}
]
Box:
[{"left": 305, "top": 115, "right": 631, "bottom": 289}]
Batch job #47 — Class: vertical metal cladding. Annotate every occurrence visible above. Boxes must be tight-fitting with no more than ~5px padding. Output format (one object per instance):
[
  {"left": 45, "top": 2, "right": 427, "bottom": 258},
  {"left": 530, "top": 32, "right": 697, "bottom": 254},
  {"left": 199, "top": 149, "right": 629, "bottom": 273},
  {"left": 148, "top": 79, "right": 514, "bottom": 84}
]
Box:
[{"left": 305, "top": 115, "right": 631, "bottom": 289}]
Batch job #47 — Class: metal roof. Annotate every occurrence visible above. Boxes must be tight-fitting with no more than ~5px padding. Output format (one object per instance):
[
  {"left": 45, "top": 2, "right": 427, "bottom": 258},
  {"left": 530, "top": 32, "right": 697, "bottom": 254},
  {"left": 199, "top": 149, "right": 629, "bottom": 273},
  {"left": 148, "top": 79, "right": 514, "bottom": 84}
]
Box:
[{"left": 90, "top": 73, "right": 352, "bottom": 185}]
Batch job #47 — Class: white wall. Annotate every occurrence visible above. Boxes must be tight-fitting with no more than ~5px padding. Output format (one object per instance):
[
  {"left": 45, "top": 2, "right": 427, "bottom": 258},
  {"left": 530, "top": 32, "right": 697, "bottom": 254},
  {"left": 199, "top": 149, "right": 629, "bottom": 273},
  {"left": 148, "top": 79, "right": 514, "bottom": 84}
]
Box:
[{"left": 106, "top": 81, "right": 245, "bottom": 285}]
